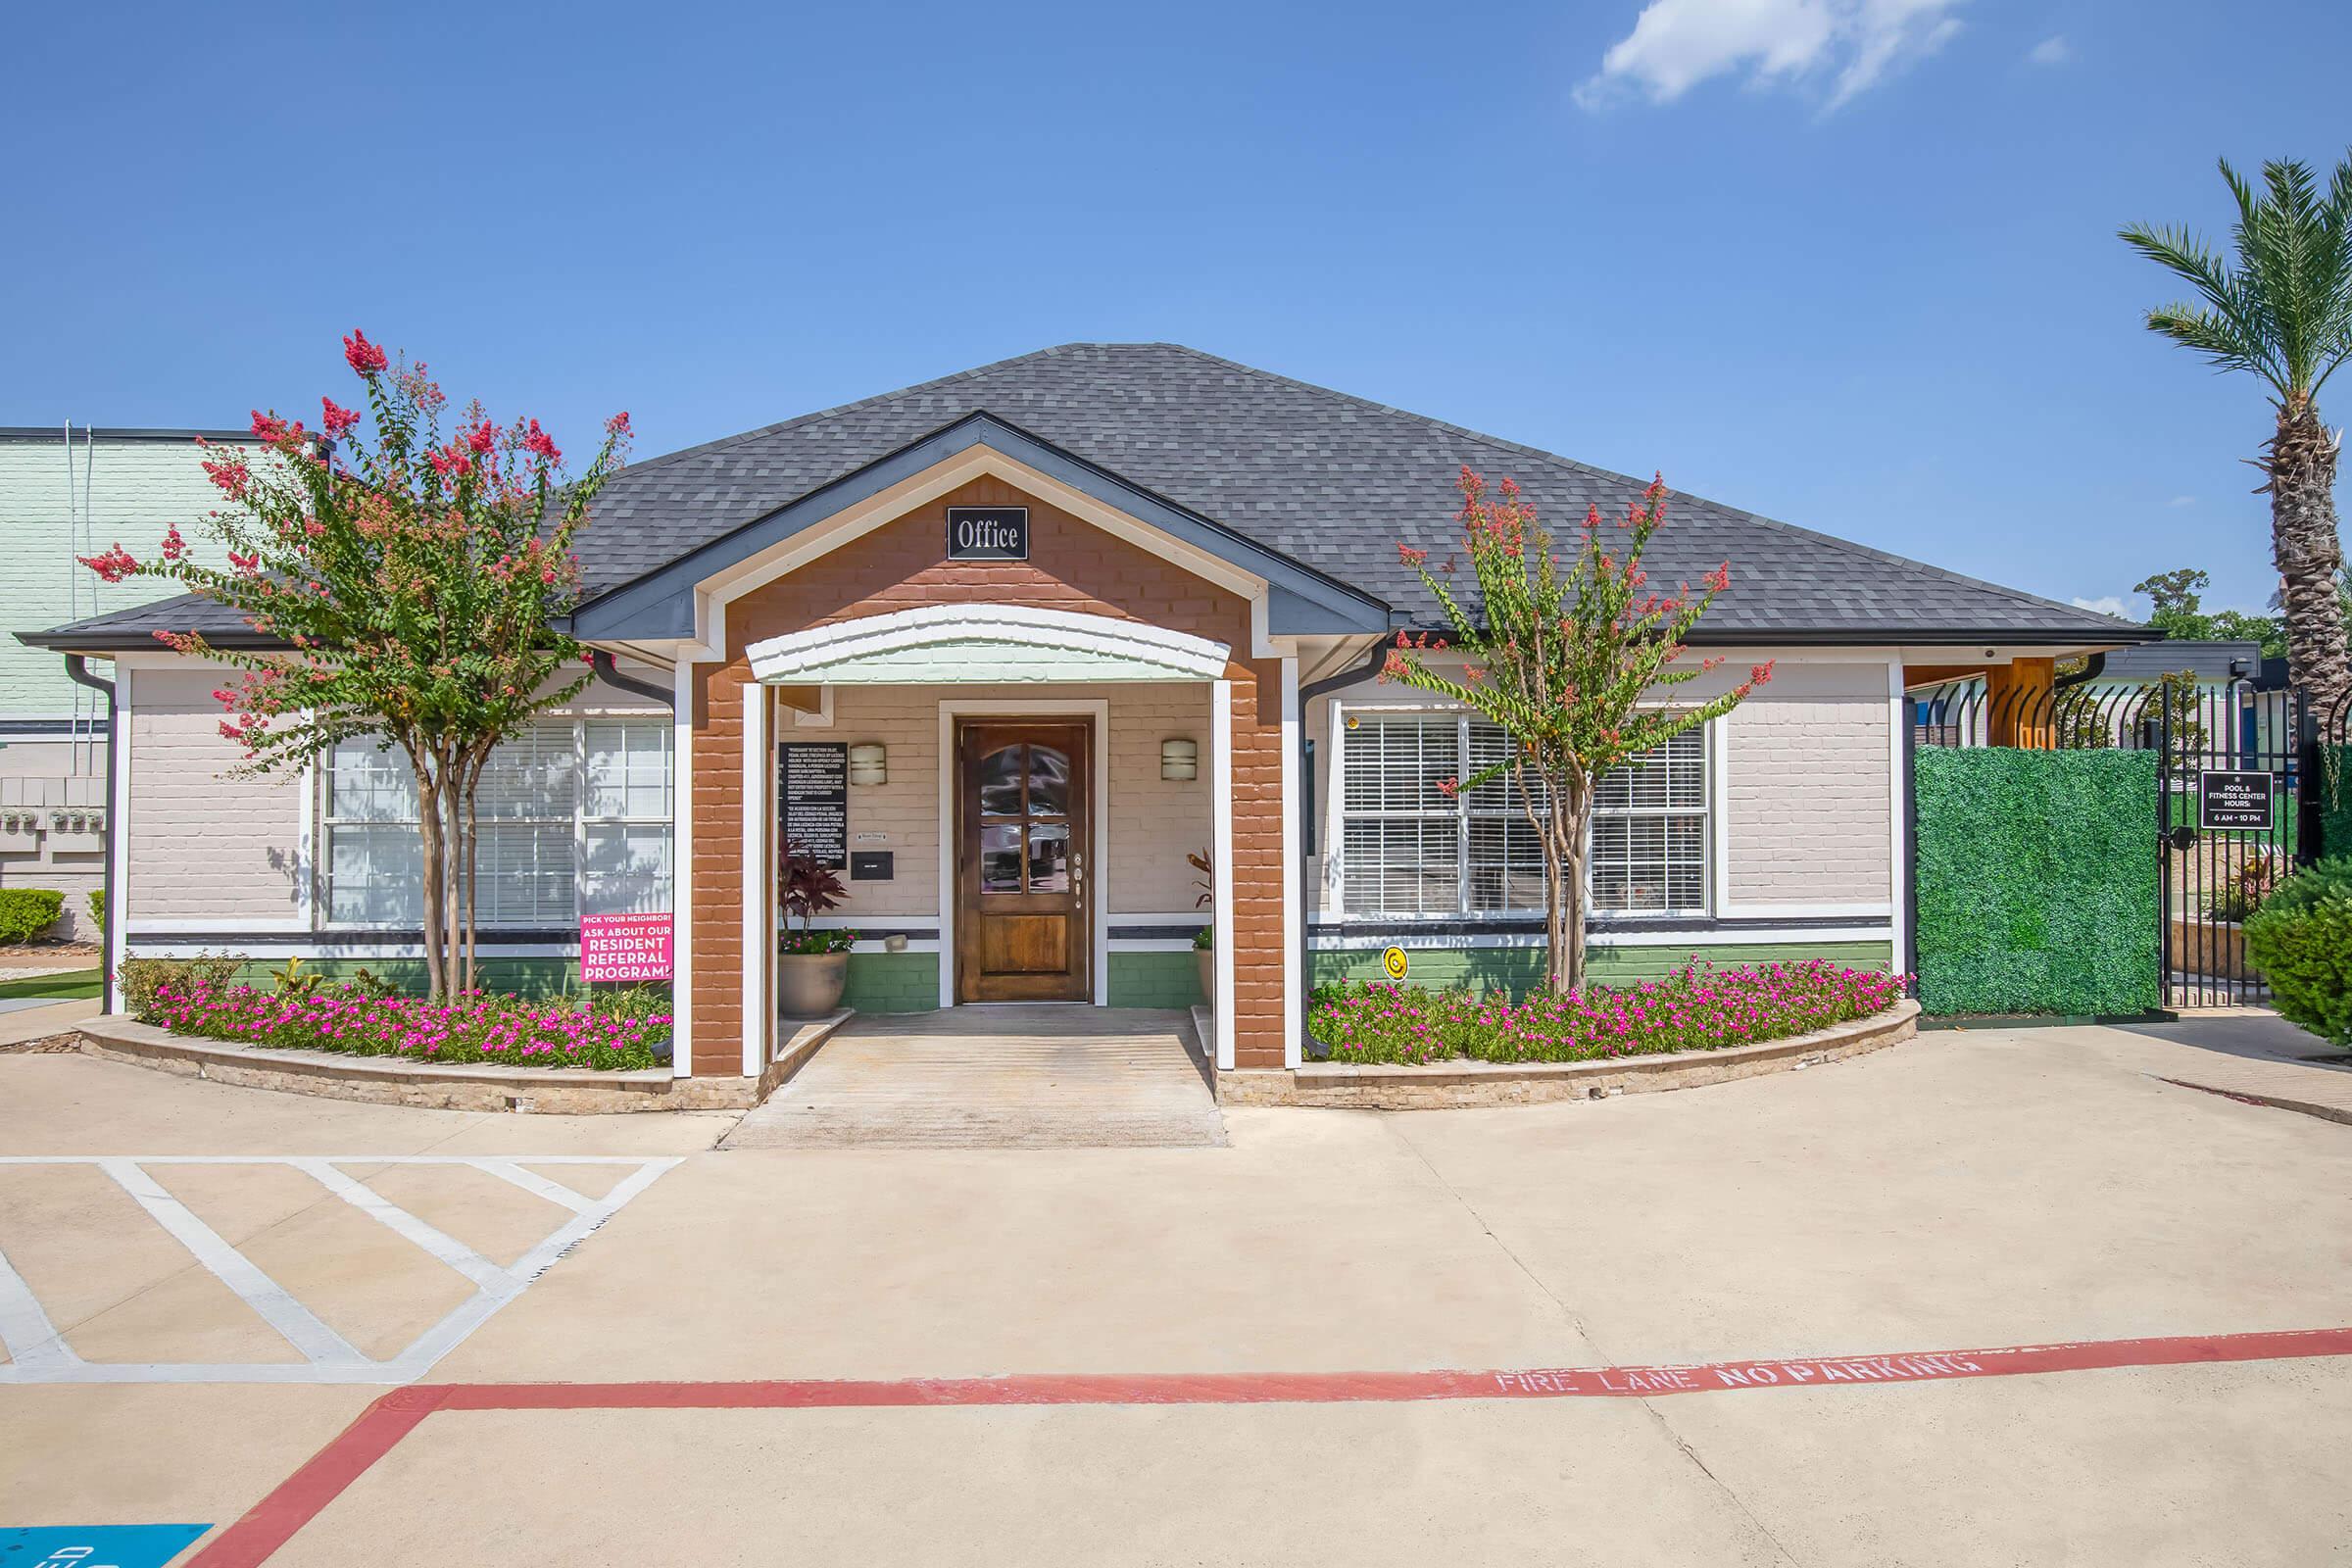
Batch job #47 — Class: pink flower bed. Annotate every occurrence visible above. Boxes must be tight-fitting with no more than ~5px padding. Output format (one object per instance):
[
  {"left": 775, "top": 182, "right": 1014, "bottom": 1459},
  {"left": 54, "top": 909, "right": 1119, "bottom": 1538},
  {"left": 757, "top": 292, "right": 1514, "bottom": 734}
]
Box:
[
  {"left": 142, "top": 979, "right": 668, "bottom": 1070},
  {"left": 1308, "top": 958, "right": 1906, "bottom": 1065}
]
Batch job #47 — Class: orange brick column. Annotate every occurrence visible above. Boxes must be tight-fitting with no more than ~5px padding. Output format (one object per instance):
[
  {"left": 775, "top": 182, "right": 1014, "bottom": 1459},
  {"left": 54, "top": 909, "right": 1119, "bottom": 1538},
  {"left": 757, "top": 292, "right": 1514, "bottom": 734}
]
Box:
[
  {"left": 690, "top": 662, "right": 748, "bottom": 1077},
  {"left": 1226, "top": 657, "right": 1288, "bottom": 1069}
]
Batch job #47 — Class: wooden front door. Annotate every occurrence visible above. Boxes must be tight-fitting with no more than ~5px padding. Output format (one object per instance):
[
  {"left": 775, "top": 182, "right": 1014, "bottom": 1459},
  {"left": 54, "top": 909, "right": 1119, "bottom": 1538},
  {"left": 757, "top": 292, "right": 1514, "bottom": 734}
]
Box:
[{"left": 956, "top": 720, "right": 1092, "bottom": 1003}]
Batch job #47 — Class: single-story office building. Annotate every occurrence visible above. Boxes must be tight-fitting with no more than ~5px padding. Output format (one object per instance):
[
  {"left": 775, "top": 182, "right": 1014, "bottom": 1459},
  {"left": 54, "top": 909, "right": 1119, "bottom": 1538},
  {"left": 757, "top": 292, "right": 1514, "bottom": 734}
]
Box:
[{"left": 24, "top": 344, "right": 2152, "bottom": 1080}]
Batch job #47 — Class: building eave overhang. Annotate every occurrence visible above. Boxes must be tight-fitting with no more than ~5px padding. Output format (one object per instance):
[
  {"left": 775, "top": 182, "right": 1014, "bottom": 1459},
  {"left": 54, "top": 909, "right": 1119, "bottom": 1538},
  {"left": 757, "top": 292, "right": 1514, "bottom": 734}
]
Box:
[{"left": 567, "top": 411, "right": 1395, "bottom": 643}]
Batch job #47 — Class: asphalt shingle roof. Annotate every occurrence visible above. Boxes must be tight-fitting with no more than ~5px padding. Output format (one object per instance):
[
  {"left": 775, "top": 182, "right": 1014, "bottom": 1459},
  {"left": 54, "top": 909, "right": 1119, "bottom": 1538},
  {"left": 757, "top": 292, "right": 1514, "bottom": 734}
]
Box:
[{"left": 24, "top": 342, "right": 2149, "bottom": 649}]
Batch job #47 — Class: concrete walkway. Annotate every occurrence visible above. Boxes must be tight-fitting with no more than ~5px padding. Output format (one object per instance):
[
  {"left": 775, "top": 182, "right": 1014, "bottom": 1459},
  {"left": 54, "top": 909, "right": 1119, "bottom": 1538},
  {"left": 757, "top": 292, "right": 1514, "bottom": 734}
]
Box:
[
  {"left": 2105, "top": 1009, "right": 2352, "bottom": 1125},
  {"left": 0, "top": 997, "right": 99, "bottom": 1047},
  {"left": 722, "top": 1005, "right": 1227, "bottom": 1150}
]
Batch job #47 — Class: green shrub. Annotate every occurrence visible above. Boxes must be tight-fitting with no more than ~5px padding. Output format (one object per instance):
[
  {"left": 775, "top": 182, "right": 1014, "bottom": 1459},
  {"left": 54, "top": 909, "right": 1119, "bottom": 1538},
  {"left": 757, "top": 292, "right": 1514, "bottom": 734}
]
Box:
[
  {"left": 1913, "top": 749, "right": 2160, "bottom": 1016},
  {"left": 86, "top": 888, "right": 106, "bottom": 931},
  {"left": 0, "top": 889, "right": 65, "bottom": 944},
  {"left": 2243, "top": 858, "right": 2352, "bottom": 1046},
  {"left": 118, "top": 954, "right": 246, "bottom": 1019}
]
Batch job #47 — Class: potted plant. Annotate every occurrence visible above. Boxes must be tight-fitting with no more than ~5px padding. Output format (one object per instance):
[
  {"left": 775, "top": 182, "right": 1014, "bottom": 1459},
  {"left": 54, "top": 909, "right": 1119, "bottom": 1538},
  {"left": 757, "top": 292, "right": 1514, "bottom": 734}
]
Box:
[
  {"left": 1188, "top": 848, "right": 1214, "bottom": 1006},
  {"left": 778, "top": 840, "right": 858, "bottom": 1017}
]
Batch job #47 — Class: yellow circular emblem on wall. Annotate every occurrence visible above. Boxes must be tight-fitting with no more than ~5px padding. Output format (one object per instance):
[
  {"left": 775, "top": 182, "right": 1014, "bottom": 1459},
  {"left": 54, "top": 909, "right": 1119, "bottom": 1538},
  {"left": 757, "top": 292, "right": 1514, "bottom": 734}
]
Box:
[{"left": 1381, "top": 946, "right": 1409, "bottom": 982}]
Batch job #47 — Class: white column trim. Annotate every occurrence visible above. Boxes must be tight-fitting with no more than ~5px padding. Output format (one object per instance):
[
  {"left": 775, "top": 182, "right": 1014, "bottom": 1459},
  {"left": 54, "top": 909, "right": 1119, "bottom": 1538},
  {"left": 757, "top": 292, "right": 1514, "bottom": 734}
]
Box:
[
  {"left": 669, "top": 660, "right": 697, "bottom": 1078},
  {"left": 1210, "top": 676, "right": 1236, "bottom": 1071},
  {"left": 1886, "top": 658, "right": 1908, "bottom": 980},
  {"left": 1280, "top": 656, "right": 1301, "bottom": 1068},
  {"left": 1324, "top": 700, "right": 1349, "bottom": 919},
  {"left": 740, "top": 682, "right": 770, "bottom": 1076},
  {"left": 295, "top": 710, "right": 318, "bottom": 930},
  {"left": 108, "top": 665, "right": 133, "bottom": 997},
  {"left": 1709, "top": 711, "right": 1732, "bottom": 916}
]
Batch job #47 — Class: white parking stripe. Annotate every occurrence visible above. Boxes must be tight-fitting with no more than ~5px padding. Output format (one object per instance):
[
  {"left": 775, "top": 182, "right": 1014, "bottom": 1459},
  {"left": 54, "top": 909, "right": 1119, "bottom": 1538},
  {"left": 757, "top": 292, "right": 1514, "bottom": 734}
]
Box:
[
  {"left": 0, "top": 1155, "right": 681, "bottom": 1385},
  {"left": 291, "top": 1159, "right": 516, "bottom": 1297},
  {"left": 469, "top": 1158, "right": 596, "bottom": 1214},
  {"left": 0, "top": 1246, "right": 81, "bottom": 1376},
  {"left": 99, "top": 1158, "right": 372, "bottom": 1370}
]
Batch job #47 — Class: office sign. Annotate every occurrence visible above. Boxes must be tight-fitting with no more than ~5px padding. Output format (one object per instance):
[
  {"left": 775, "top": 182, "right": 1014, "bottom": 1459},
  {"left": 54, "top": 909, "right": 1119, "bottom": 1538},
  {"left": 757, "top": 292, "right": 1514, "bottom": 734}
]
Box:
[
  {"left": 781, "top": 742, "right": 850, "bottom": 869},
  {"left": 947, "top": 506, "right": 1028, "bottom": 561},
  {"left": 580, "top": 912, "right": 672, "bottom": 982},
  {"left": 2197, "top": 769, "right": 2274, "bottom": 831}
]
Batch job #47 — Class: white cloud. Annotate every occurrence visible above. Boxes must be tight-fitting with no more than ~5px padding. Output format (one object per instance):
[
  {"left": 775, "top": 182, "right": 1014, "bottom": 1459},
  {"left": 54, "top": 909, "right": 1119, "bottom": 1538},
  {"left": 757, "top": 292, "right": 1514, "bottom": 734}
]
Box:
[
  {"left": 2166, "top": 494, "right": 2195, "bottom": 508},
  {"left": 1576, "top": 0, "right": 1967, "bottom": 112},
  {"left": 2025, "top": 34, "right": 2071, "bottom": 66},
  {"left": 2072, "top": 595, "right": 2129, "bottom": 618}
]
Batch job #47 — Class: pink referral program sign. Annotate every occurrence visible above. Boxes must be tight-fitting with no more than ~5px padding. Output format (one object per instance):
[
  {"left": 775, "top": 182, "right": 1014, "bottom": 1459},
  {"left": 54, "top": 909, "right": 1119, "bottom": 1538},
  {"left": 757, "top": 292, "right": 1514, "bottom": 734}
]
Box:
[{"left": 580, "top": 912, "right": 672, "bottom": 983}]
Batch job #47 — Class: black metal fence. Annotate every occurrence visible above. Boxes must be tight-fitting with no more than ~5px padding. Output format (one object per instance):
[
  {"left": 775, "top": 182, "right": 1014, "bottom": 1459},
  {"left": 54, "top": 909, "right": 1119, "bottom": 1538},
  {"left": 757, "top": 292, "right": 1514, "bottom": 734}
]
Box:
[{"left": 1909, "top": 673, "right": 2340, "bottom": 1010}]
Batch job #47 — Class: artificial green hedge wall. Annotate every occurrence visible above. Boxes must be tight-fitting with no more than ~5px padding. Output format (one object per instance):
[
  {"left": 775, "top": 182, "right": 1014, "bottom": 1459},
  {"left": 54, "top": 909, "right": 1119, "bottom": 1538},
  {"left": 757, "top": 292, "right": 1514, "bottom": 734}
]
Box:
[
  {"left": 1914, "top": 748, "right": 2160, "bottom": 1016},
  {"left": 2319, "top": 746, "right": 2352, "bottom": 863}
]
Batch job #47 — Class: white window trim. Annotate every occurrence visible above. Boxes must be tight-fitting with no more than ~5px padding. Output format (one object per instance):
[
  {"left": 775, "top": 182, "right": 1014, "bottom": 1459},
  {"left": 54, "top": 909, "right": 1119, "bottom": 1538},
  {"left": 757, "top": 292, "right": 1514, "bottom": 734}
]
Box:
[
  {"left": 315, "top": 716, "right": 675, "bottom": 934},
  {"left": 1327, "top": 702, "right": 1717, "bottom": 923}
]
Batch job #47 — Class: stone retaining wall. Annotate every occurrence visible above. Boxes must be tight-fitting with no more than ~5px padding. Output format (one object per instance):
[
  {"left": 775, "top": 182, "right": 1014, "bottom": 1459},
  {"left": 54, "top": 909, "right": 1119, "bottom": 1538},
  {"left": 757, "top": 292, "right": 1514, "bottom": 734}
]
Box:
[
  {"left": 65, "top": 1016, "right": 839, "bottom": 1114},
  {"left": 1213, "top": 1000, "right": 1921, "bottom": 1108}
]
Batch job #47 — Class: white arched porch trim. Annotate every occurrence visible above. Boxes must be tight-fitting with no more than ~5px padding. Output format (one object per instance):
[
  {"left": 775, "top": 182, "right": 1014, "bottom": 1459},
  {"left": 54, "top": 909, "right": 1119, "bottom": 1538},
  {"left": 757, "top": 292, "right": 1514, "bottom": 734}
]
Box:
[{"left": 743, "top": 604, "right": 1232, "bottom": 685}]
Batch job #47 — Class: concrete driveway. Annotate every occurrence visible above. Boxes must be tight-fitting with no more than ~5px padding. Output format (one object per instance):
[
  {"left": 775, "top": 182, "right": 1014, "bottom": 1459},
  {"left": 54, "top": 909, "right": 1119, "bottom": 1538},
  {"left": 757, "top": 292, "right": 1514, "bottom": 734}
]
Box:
[{"left": 4, "top": 1014, "right": 2350, "bottom": 1565}]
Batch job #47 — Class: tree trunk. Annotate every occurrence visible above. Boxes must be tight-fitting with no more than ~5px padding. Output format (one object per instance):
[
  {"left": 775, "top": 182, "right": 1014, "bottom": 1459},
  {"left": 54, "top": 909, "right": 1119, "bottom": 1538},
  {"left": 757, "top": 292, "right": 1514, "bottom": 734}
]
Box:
[
  {"left": 437, "top": 765, "right": 466, "bottom": 999},
  {"left": 2270, "top": 402, "right": 2352, "bottom": 715},
  {"left": 408, "top": 741, "right": 449, "bottom": 1003},
  {"left": 1559, "top": 784, "right": 1590, "bottom": 997}
]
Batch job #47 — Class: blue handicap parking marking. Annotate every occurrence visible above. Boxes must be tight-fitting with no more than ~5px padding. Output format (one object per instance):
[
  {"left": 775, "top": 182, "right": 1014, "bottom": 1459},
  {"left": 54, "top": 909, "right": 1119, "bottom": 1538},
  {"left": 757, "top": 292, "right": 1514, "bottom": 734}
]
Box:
[{"left": 0, "top": 1525, "right": 210, "bottom": 1566}]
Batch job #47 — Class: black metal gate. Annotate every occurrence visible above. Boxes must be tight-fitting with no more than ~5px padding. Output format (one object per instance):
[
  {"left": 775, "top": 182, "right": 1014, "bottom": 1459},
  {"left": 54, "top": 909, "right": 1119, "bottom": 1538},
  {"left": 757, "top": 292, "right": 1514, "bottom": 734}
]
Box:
[{"left": 1911, "top": 673, "right": 2329, "bottom": 1010}]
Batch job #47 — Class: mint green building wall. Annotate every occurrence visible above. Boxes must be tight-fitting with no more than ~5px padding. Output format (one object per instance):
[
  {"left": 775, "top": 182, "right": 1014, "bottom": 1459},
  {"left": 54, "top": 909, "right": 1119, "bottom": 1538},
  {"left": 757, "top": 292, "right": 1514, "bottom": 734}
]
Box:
[
  {"left": 1309, "top": 941, "right": 1896, "bottom": 998},
  {"left": 0, "top": 433, "right": 254, "bottom": 723}
]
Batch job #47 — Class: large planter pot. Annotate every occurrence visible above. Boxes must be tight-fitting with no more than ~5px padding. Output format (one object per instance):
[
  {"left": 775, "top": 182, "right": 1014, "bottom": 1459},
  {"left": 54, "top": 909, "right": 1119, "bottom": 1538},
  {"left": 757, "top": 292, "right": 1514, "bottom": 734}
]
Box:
[
  {"left": 2169, "top": 917, "right": 2258, "bottom": 982},
  {"left": 777, "top": 951, "right": 850, "bottom": 1019},
  {"left": 1197, "top": 946, "right": 1214, "bottom": 1008}
]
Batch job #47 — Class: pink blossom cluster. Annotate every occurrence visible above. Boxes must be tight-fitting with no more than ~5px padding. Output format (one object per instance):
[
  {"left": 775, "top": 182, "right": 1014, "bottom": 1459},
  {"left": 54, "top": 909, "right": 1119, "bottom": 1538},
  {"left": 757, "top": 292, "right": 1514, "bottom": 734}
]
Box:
[
  {"left": 141, "top": 978, "right": 669, "bottom": 1071},
  {"left": 1308, "top": 958, "right": 1906, "bottom": 1066}
]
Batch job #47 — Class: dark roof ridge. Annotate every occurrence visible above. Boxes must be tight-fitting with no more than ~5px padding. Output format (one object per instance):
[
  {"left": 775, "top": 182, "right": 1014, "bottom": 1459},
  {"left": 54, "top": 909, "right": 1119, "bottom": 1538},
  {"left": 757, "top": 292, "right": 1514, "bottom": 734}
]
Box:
[
  {"left": 1146, "top": 343, "right": 2142, "bottom": 635},
  {"left": 609, "top": 343, "right": 1083, "bottom": 484}
]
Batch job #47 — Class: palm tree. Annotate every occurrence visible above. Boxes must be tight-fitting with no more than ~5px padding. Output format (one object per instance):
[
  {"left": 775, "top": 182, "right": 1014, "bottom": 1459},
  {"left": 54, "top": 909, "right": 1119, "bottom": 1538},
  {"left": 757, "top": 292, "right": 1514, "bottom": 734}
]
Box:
[{"left": 2122, "top": 153, "right": 2352, "bottom": 715}]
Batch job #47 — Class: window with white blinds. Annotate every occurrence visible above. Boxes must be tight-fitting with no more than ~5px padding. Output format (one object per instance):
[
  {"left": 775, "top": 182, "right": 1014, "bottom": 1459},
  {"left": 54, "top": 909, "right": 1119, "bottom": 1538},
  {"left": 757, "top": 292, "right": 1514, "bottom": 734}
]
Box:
[
  {"left": 1337, "top": 712, "right": 1708, "bottom": 918},
  {"left": 321, "top": 718, "right": 672, "bottom": 928}
]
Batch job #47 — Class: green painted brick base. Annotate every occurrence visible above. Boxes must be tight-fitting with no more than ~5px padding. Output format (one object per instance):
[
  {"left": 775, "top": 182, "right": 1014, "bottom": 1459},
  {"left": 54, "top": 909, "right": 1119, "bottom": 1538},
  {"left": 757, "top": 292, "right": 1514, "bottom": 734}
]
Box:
[
  {"left": 1308, "top": 941, "right": 1895, "bottom": 1000},
  {"left": 1107, "top": 951, "right": 1207, "bottom": 1007},
  {"left": 843, "top": 951, "right": 1206, "bottom": 1011},
  {"left": 842, "top": 952, "right": 941, "bottom": 1012}
]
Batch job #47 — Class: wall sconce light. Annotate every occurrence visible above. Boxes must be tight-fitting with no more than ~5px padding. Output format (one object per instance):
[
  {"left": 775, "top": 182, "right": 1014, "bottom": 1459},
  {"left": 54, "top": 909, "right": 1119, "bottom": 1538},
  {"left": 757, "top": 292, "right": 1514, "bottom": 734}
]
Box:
[
  {"left": 1160, "top": 738, "right": 1199, "bottom": 781},
  {"left": 848, "top": 743, "right": 887, "bottom": 786}
]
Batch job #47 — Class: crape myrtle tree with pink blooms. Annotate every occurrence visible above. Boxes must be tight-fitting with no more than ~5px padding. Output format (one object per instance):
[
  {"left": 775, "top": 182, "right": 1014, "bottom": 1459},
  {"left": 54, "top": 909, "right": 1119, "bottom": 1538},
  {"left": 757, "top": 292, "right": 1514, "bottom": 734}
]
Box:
[
  {"left": 1381, "top": 468, "right": 1772, "bottom": 997},
  {"left": 80, "top": 332, "right": 632, "bottom": 1002}
]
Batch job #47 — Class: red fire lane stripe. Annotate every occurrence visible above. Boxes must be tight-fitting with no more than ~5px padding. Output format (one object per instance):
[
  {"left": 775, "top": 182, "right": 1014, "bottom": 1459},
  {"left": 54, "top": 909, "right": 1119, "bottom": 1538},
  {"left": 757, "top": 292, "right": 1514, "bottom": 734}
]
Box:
[{"left": 186, "top": 1325, "right": 2352, "bottom": 1567}]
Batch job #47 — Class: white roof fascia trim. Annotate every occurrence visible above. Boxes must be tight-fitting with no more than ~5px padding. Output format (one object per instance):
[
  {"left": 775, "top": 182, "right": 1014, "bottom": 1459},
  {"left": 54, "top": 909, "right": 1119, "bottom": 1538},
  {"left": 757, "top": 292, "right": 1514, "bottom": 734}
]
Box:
[{"left": 745, "top": 604, "right": 1231, "bottom": 684}]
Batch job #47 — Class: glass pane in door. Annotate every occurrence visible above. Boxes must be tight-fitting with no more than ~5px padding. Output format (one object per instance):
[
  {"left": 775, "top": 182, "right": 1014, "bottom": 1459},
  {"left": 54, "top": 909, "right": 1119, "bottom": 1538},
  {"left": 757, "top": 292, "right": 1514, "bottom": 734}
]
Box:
[
  {"left": 979, "top": 747, "right": 1024, "bottom": 816},
  {"left": 979, "top": 823, "right": 1023, "bottom": 893},
  {"left": 1027, "top": 822, "right": 1071, "bottom": 891},
  {"left": 1025, "top": 746, "right": 1070, "bottom": 815}
]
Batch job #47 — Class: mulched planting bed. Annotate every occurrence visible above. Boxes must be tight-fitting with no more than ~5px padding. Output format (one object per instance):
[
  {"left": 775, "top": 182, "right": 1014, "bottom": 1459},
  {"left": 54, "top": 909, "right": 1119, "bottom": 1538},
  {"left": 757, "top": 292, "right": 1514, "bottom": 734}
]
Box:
[
  {"left": 141, "top": 980, "right": 670, "bottom": 1070},
  {"left": 1309, "top": 958, "right": 1906, "bottom": 1066}
]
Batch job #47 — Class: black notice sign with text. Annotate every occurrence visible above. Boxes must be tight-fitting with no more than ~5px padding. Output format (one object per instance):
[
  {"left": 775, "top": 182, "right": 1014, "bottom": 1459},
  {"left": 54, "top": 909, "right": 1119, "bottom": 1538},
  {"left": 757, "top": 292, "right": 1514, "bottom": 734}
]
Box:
[
  {"left": 947, "top": 506, "right": 1028, "bottom": 561},
  {"left": 781, "top": 743, "right": 849, "bottom": 869},
  {"left": 2197, "top": 769, "right": 2274, "bottom": 831}
]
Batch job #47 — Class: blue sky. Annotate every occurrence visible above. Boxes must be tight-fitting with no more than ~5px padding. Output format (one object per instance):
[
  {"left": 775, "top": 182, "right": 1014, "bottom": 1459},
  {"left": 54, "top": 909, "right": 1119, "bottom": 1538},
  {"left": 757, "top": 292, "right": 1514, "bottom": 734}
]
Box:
[{"left": 5, "top": 0, "right": 2346, "bottom": 620}]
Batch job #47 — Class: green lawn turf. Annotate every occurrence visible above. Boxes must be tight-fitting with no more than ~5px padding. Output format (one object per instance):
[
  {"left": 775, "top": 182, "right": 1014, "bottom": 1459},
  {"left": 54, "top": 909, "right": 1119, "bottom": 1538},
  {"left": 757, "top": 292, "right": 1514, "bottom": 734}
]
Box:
[{"left": 0, "top": 967, "right": 102, "bottom": 1002}]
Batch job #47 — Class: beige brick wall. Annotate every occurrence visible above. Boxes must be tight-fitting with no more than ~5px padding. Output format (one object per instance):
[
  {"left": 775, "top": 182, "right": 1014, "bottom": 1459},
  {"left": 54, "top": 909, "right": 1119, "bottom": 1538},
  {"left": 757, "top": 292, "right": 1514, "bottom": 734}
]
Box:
[
  {"left": 1722, "top": 668, "right": 1891, "bottom": 906},
  {"left": 1305, "top": 656, "right": 1894, "bottom": 916},
  {"left": 789, "top": 681, "right": 1216, "bottom": 922},
  {"left": 125, "top": 667, "right": 308, "bottom": 922}
]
